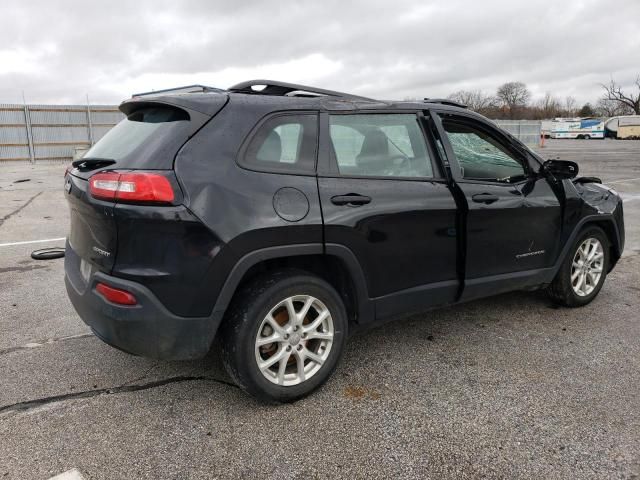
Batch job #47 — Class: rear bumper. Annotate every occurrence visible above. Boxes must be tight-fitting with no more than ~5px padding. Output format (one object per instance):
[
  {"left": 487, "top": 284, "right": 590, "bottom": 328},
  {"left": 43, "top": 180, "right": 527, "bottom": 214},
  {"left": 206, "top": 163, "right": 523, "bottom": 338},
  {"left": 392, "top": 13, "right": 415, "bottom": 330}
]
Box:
[{"left": 64, "top": 242, "right": 220, "bottom": 360}]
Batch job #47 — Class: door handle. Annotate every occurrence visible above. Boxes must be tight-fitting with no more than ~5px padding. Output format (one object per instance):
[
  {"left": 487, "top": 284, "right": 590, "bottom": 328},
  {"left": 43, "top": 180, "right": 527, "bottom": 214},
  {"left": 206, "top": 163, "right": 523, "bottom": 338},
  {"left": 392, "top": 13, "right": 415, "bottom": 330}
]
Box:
[
  {"left": 330, "top": 194, "right": 372, "bottom": 206},
  {"left": 472, "top": 193, "right": 499, "bottom": 204}
]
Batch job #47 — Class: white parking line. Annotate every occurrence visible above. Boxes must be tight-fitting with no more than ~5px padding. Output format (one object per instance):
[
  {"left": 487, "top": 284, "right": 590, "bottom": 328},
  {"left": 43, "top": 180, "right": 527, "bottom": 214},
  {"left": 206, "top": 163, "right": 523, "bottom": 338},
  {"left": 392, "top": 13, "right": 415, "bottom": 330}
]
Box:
[
  {"left": 0, "top": 237, "right": 66, "bottom": 248},
  {"left": 48, "top": 469, "right": 86, "bottom": 480},
  {"left": 607, "top": 176, "right": 640, "bottom": 185}
]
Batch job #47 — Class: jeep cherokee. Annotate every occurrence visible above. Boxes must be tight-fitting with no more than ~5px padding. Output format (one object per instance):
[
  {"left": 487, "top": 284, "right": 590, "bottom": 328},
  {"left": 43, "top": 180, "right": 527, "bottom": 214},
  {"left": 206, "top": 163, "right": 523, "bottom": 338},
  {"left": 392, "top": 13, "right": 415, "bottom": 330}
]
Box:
[{"left": 64, "top": 80, "right": 625, "bottom": 402}]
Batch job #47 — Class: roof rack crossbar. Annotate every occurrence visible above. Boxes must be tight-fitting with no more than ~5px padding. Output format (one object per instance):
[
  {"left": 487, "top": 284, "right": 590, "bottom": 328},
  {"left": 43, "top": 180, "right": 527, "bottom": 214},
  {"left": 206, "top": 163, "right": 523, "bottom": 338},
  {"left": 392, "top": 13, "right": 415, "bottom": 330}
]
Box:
[
  {"left": 132, "top": 84, "right": 225, "bottom": 98},
  {"left": 228, "top": 79, "right": 376, "bottom": 102},
  {"left": 423, "top": 98, "right": 468, "bottom": 109}
]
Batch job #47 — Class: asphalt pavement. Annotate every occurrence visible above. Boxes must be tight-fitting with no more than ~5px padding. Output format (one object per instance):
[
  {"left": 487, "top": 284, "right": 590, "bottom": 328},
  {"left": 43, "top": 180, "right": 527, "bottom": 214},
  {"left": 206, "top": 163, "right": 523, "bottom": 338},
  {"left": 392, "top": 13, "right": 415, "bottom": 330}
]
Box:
[{"left": 1, "top": 139, "right": 639, "bottom": 479}]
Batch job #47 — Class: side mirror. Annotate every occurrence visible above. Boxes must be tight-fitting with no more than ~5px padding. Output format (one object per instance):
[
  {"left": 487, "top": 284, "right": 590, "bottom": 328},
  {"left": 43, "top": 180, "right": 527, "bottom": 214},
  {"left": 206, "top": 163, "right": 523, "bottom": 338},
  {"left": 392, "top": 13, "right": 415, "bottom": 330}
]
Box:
[{"left": 541, "top": 159, "right": 579, "bottom": 180}]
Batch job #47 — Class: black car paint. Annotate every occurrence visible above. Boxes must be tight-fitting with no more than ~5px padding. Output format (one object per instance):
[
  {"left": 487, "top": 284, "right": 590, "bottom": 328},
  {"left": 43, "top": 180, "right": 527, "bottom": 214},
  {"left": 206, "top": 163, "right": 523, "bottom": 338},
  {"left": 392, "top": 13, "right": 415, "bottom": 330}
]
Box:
[{"left": 64, "top": 91, "right": 625, "bottom": 360}]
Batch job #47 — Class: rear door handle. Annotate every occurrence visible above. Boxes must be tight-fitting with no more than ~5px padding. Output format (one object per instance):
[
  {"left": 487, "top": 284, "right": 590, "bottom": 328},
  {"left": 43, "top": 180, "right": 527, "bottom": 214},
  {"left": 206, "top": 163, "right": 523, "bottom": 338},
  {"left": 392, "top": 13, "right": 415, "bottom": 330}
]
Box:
[
  {"left": 472, "top": 193, "right": 499, "bottom": 204},
  {"left": 330, "top": 194, "right": 372, "bottom": 206}
]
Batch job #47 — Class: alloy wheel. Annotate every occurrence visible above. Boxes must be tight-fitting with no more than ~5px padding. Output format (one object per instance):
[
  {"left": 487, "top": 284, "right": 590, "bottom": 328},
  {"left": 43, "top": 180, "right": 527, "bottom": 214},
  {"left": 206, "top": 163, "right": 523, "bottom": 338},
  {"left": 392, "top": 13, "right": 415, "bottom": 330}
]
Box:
[
  {"left": 571, "top": 237, "right": 604, "bottom": 297},
  {"left": 254, "top": 295, "right": 334, "bottom": 386}
]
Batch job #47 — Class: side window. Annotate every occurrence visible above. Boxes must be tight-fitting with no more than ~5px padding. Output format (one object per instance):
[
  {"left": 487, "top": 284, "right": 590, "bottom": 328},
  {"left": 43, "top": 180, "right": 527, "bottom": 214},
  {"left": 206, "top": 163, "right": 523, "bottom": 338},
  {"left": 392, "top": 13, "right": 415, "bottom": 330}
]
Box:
[
  {"left": 329, "top": 114, "right": 433, "bottom": 178},
  {"left": 243, "top": 114, "right": 317, "bottom": 173},
  {"left": 441, "top": 119, "right": 526, "bottom": 181}
]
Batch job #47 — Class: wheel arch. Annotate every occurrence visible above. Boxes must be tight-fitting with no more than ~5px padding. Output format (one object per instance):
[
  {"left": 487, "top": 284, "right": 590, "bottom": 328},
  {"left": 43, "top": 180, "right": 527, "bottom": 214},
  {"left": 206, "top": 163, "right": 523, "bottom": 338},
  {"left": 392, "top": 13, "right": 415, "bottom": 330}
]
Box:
[
  {"left": 209, "top": 244, "right": 373, "bottom": 340},
  {"left": 554, "top": 215, "right": 622, "bottom": 276}
]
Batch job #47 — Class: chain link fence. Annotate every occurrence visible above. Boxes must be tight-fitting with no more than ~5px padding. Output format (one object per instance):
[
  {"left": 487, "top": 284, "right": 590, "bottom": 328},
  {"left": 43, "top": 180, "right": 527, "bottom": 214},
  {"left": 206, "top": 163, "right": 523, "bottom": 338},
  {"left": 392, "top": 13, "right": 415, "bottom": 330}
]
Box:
[{"left": 494, "top": 120, "right": 542, "bottom": 147}]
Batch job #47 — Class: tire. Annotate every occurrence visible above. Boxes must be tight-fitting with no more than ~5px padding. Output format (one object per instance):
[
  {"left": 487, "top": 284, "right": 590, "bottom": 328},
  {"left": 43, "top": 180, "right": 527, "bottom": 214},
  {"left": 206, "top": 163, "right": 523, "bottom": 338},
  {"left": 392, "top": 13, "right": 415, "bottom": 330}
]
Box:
[
  {"left": 584, "top": 134, "right": 591, "bottom": 140},
  {"left": 220, "top": 269, "right": 348, "bottom": 403},
  {"left": 548, "top": 226, "right": 609, "bottom": 307}
]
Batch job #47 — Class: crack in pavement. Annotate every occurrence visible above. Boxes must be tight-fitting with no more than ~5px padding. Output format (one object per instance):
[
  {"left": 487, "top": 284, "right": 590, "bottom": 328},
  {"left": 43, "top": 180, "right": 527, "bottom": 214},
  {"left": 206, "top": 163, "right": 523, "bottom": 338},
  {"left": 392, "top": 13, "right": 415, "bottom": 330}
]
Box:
[
  {"left": 0, "top": 191, "right": 43, "bottom": 228},
  {"left": 0, "top": 375, "right": 237, "bottom": 416},
  {"left": 0, "top": 333, "right": 94, "bottom": 356}
]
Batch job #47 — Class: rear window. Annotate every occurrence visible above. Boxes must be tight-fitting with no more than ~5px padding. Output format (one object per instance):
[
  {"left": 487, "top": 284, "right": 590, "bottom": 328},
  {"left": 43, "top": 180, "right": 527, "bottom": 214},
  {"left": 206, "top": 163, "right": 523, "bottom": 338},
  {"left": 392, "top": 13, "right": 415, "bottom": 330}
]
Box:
[{"left": 84, "top": 107, "right": 190, "bottom": 162}]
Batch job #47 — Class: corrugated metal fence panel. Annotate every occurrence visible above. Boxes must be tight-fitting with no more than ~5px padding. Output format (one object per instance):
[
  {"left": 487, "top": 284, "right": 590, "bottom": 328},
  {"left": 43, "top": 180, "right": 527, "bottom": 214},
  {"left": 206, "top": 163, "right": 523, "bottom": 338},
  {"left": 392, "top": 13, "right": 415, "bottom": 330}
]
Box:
[
  {"left": 32, "top": 126, "right": 90, "bottom": 144},
  {"left": 29, "top": 107, "right": 88, "bottom": 125},
  {"left": 34, "top": 144, "right": 78, "bottom": 160},
  {"left": 91, "top": 108, "right": 124, "bottom": 125},
  {"left": 0, "top": 104, "right": 122, "bottom": 162},
  {"left": 494, "top": 120, "right": 542, "bottom": 146},
  {"left": 92, "top": 125, "right": 114, "bottom": 142},
  {"left": 0, "top": 145, "right": 30, "bottom": 161},
  {"left": 0, "top": 126, "right": 28, "bottom": 144},
  {"left": 0, "top": 105, "right": 27, "bottom": 124}
]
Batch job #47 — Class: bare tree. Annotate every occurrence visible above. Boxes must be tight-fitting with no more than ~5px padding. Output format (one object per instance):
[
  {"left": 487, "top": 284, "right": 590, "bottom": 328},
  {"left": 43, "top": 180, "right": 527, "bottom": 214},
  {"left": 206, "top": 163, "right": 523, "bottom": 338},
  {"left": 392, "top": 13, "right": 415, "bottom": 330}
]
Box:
[
  {"left": 496, "top": 82, "right": 531, "bottom": 118},
  {"left": 595, "top": 97, "right": 634, "bottom": 117},
  {"left": 536, "top": 92, "right": 562, "bottom": 119},
  {"left": 448, "top": 90, "right": 496, "bottom": 114},
  {"left": 563, "top": 96, "right": 577, "bottom": 117},
  {"left": 601, "top": 76, "right": 640, "bottom": 114}
]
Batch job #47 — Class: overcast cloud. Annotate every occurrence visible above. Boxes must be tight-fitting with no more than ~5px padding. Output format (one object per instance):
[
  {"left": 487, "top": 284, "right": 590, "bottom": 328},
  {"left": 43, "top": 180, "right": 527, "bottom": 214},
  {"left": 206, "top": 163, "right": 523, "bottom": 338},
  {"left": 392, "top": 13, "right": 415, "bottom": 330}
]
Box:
[{"left": 1, "top": 0, "right": 639, "bottom": 105}]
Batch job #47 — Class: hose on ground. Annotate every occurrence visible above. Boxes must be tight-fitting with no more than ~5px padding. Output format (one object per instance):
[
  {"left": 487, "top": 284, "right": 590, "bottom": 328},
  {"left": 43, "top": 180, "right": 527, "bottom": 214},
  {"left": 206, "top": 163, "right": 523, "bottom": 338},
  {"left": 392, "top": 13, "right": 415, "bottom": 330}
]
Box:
[{"left": 31, "top": 247, "right": 65, "bottom": 260}]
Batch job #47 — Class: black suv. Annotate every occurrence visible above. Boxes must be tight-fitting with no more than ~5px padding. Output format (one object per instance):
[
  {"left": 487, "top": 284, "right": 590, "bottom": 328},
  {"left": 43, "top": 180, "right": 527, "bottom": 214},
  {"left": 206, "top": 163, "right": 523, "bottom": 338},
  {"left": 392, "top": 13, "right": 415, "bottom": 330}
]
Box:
[{"left": 64, "top": 80, "right": 625, "bottom": 402}]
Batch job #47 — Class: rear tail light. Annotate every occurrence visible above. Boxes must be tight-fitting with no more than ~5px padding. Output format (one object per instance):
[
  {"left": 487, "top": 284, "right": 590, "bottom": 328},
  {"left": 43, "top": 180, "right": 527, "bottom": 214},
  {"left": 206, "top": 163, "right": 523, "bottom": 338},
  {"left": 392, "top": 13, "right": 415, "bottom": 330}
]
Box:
[
  {"left": 96, "top": 282, "right": 137, "bottom": 305},
  {"left": 89, "top": 172, "right": 175, "bottom": 204}
]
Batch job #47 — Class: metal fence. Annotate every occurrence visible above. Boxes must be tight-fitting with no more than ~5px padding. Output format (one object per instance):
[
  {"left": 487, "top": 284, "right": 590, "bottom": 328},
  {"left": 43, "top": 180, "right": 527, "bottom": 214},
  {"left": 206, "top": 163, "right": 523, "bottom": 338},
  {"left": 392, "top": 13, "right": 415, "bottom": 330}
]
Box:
[
  {"left": 0, "top": 105, "right": 543, "bottom": 163},
  {"left": 494, "top": 120, "right": 542, "bottom": 147},
  {"left": 0, "top": 104, "right": 124, "bottom": 163}
]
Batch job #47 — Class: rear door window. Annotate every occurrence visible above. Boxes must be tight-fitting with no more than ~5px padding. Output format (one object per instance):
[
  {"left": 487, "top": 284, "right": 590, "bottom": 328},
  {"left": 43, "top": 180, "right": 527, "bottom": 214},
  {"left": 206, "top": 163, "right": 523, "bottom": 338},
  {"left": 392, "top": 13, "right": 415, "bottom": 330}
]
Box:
[
  {"left": 242, "top": 114, "right": 318, "bottom": 174},
  {"left": 329, "top": 114, "right": 433, "bottom": 178}
]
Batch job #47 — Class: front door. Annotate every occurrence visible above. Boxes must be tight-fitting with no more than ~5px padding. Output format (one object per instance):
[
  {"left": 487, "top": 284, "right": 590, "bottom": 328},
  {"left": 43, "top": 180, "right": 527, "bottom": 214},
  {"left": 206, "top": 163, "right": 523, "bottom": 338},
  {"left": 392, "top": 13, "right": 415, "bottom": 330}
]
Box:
[
  {"left": 317, "top": 112, "right": 459, "bottom": 319},
  {"left": 433, "top": 111, "right": 562, "bottom": 299}
]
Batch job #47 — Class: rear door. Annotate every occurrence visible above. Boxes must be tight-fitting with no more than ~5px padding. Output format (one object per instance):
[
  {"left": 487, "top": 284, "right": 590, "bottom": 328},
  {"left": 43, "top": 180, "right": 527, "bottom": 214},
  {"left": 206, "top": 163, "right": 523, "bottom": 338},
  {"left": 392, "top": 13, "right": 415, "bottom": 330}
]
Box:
[
  {"left": 432, "top": 111, "right": 562, "bottom": 299},
  {"left": 317, "top": 111, "right": 459, "bottom": 319}
]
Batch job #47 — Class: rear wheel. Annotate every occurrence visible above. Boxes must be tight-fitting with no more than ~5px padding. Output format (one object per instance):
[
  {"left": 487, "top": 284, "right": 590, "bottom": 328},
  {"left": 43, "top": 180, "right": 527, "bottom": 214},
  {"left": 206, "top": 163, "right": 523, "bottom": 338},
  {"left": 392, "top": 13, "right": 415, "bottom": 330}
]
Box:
[
  {"left": 220, "top": 270, "right": 347, "bottom": 403},
  {"left": 548, "top": 227, "right": 609, "bottom": 307},
  {"left": 584, "top": 134, "right": 591, "bottom": 140}
]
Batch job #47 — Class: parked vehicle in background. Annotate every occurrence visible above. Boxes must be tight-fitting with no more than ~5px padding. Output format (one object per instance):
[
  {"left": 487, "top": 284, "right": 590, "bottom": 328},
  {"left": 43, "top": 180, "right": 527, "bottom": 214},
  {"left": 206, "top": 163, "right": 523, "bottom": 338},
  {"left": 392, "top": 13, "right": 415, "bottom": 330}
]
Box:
[
  {"left": 64, "top": 80, "right": 625, "bottom": 403},
  {"left": 549, "top": 118, "right": 605, "bottom": 139},
  {"left": 540, "top": 120, "right": 553, "bottom": 139},
  {"left": 605, "top": 115, "right": 640, "bottom": 139}
]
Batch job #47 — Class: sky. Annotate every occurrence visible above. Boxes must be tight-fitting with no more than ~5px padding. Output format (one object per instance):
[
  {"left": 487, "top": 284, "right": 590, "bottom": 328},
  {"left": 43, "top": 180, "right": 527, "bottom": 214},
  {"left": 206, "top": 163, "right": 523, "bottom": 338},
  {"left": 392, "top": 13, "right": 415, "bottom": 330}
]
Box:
[{"left": 1, "top": 0, "right": 639, "bottom": 106}]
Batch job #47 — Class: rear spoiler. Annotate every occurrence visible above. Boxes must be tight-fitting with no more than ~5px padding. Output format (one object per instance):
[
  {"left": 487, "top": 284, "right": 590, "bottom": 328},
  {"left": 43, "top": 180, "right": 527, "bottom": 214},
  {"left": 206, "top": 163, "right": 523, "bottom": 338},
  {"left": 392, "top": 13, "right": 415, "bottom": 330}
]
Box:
[{"left": 120, "top": 92, "right": 229, "bottom": 117}]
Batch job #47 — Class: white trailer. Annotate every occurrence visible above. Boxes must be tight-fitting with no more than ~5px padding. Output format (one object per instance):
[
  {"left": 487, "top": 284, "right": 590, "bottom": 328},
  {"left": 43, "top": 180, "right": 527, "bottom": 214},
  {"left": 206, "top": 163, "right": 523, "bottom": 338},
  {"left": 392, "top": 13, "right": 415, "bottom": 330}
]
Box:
[
  {"left": 605, "top": 115, "right": 640, "bottom": 139},
  {"left": 549, "top": 118, "right": 605, "bottom": 139}
]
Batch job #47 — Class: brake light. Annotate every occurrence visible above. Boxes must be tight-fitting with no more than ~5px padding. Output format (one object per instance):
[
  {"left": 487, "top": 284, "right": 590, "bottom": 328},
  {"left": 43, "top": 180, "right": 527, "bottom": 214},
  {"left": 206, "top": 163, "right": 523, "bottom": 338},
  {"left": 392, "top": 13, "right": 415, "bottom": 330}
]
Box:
[
  {"left": 96, "top": 282, "right": 137, "bottom": 305},
  {"left": 89, "top": 172, "right": 174, "bottom": 204}
]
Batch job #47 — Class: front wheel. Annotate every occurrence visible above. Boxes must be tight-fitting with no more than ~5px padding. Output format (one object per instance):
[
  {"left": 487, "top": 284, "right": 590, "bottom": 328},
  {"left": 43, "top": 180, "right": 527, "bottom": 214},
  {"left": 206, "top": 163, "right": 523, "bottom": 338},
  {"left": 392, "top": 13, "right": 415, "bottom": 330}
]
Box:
[
  {"left": 220, "top": 270, "right": 348, "bottom": 403},
  {"left": 548, "top": 227, "right": 609, "bottom": 307}
]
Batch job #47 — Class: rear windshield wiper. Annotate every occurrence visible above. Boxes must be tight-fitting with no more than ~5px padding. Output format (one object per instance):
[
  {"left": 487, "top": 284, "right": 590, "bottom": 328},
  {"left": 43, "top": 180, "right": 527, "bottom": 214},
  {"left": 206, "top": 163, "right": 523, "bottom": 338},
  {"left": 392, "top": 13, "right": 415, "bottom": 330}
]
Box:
[{"left": 72, "top": 157, "right": 116, "bottom": 171}]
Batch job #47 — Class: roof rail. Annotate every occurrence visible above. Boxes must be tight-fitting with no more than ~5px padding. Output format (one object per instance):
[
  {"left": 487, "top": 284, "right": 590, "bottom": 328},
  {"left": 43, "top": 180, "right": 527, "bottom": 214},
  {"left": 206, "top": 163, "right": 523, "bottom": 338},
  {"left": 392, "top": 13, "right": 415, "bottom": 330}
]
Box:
[
  {"left": 423, "top": 98, "right": 468, "bottom": 109},
  {"left": 132, "top": 84, "right": 225, "bottom": 98},
  {"left": 228, "top": 79, "right": 376, "bottom": 102}
]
